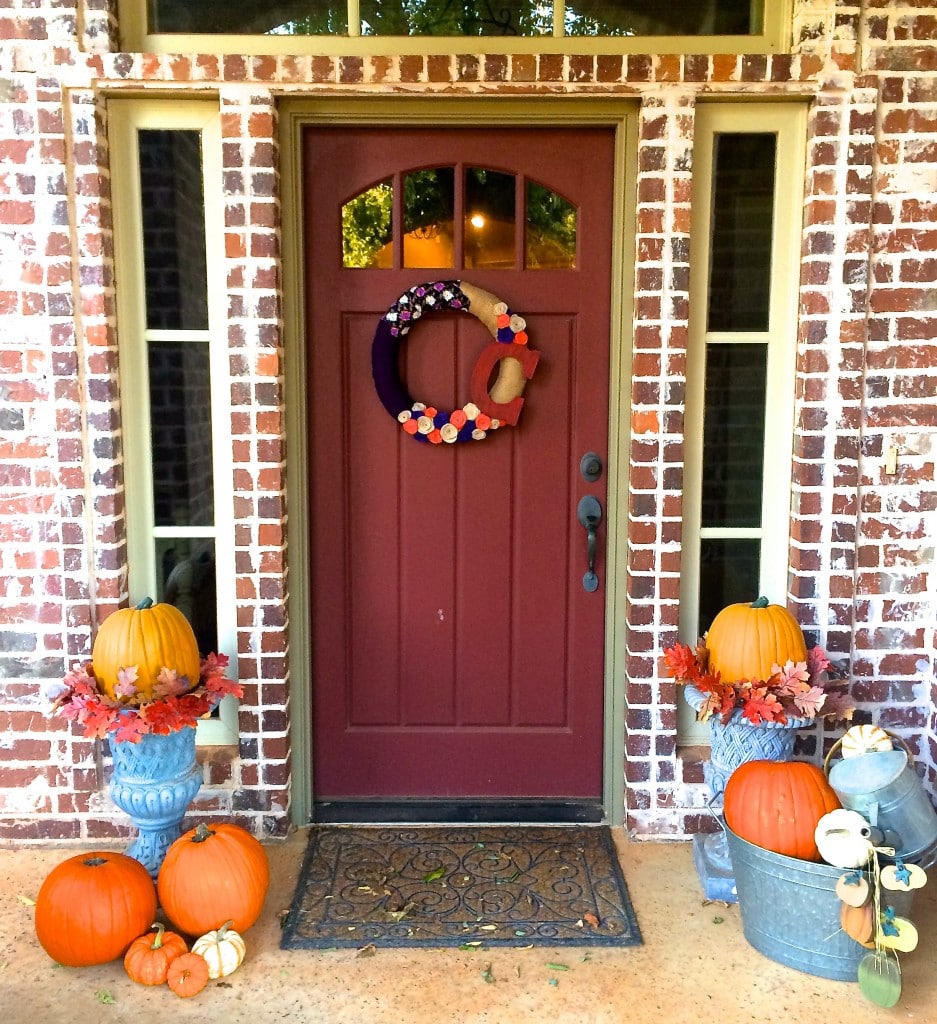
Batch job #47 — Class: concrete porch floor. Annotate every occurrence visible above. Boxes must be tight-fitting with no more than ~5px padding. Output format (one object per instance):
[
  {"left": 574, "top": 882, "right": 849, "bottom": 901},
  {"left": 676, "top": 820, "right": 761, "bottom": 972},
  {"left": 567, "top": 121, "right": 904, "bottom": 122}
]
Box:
[{"left": 1, "top": 827, "right": 934, "bottom": 1024}]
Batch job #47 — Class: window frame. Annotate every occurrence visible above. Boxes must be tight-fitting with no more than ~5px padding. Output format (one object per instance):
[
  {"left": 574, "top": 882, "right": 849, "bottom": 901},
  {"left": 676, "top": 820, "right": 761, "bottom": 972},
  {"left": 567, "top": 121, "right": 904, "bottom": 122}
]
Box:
[
  {"left": 117, "top": 0, "right": 793, "bottom": 56},
  {"left": 677, "top": 101, "right": 807, "bottom": 742},
  {"left": 108, "top": 99, "right": 239, "bottom": 745}
]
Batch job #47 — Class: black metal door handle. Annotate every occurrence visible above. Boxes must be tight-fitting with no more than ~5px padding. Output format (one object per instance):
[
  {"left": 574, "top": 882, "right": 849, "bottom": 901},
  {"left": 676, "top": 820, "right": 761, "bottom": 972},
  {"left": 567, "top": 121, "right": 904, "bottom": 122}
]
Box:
[{"left": 576, "top": 495, "right": 602, "bottom": 592}]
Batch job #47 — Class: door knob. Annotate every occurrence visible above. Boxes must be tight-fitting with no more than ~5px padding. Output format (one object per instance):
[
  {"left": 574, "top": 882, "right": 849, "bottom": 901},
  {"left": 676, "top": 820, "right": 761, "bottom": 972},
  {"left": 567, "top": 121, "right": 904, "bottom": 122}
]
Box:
[{"left": 576, "top": 495, "right": 603, "bottom": 592}]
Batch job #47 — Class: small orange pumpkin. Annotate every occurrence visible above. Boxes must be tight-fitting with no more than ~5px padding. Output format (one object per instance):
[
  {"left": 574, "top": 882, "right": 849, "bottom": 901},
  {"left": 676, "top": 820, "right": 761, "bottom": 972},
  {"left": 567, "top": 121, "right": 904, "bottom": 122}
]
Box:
[
  {"left": 158, "top": 823, "right": 270, "bottom": 936},
  {"left": 725, "top": 759, "right": 841, "bottom": 861},
  {"left": 167, "top": 952, "right": 210, "bottom": 997},
  {"left": 35, "top": 852, "right": 157, "bottom": 966},
  {"left": 124, "top": 922, "right": 188, "bottom": 986},
  {"left": 706, "top": 596, "right": 807, "bottom": 683},
  {"left": 92, "top": 597, "right": 202, "bottom": 700}
]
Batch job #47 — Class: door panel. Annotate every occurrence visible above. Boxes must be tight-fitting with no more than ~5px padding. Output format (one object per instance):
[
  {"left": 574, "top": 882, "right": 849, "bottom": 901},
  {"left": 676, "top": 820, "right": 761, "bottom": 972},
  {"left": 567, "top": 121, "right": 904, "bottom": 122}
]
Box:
[{"left": 305, "top": 126, "right": 614, "bottom": 806}]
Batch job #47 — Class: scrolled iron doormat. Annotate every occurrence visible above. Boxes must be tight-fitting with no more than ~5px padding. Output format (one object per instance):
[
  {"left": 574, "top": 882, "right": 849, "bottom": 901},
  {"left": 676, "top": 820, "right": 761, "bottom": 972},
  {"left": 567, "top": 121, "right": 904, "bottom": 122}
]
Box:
[{"left": 280, "top": 825, "right": 641, "bottom": 949}]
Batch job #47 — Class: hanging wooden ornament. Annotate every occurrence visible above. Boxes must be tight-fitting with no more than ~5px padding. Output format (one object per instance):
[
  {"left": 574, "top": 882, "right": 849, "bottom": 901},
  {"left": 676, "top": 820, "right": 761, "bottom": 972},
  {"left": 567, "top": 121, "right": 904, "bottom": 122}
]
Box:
[
  {"left": 835, "top": 870, "right": 871, "bottom": 908},
  {"left": 858, "top": 950, "right": 902, "bottom": 1008},
  {"left": 880, "top": 862, "right": 927, "bottom": 892}
]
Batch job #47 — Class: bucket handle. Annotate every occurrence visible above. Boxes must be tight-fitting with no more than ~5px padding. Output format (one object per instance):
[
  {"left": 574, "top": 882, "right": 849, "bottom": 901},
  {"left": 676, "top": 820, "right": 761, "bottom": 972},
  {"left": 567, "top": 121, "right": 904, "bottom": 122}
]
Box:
[{"left": 823, "top": 728, "right": 914, "bottom": 778}]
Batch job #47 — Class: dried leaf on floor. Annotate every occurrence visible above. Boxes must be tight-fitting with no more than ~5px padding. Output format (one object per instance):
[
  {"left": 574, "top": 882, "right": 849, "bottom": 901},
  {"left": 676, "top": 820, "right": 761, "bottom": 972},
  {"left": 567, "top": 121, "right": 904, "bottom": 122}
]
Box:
[
  {"left": 16, "top": 894, "right": 36, "bottom": 907},
  {"left": 95, "top": 990, "right": 116, "bottom": 1005},
  {"left": 481, "top": 963, "right": 495, "bottom": 984},
  {"left": 356, "top": 943, "right": 377, "bottom": 958}
]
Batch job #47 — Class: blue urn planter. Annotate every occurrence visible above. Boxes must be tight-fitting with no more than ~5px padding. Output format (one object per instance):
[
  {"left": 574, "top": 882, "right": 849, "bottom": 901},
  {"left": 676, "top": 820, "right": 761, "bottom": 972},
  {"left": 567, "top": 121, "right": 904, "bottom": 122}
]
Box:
[
  {"left": 108, "top": 725, "right": 202, "bottom": 878},
  {"left": 684, "top": 684, "right": 811, "bottom": 902}
]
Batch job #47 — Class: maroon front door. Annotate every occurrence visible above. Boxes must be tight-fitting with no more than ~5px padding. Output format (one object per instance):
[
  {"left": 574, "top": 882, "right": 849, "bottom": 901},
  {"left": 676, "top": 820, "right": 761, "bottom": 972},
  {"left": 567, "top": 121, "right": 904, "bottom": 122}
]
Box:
[{"left": 305, "top": 125, "right": 615, "bottom": 813}]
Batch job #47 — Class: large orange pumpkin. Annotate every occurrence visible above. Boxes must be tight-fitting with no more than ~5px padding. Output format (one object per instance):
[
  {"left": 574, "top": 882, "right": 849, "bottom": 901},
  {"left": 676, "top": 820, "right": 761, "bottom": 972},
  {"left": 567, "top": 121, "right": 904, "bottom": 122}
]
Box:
[
  {"left": 706, "top": 596, "right": 807, "bottom": 683},
  {"left": 92, "top": 597, "right": 201, "bottom": 700},
  {"left": 724, "top": 759, "right": 841, "bottom": 861},
  {"left": 157, "top": 823, "right": 270, "bottom": 936},
  {"left": 35, "top": 852, "right": 158, "bottom": 966}
]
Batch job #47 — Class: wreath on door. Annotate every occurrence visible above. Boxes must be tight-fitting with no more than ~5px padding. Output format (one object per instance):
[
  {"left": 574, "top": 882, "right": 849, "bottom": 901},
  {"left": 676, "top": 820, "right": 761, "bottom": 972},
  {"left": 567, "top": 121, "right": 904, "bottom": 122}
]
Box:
[{"left": 371, "top": 280, "right": 540, "bottom": 444}]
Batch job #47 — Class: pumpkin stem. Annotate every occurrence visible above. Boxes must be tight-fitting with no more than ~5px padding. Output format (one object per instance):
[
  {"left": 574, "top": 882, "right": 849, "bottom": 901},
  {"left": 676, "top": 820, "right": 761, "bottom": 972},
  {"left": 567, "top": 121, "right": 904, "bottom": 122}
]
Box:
[
  {"left": 751, "top": 596, "right": 770, "bottom": 608},
  {"left": 217, "top": 920, "right": 234, "bottom": 940},
  {"left": 150, "top": 922, "right": 166, "bottom": 949},
  {"left": 135, "top": 597, "right": 155, "bottom": 610},
  {"left": 82, "top": 856, "right": 108, "bottom": 867},
  {"left": 192, "top": 822, "right": 216, "bottom": 844}
]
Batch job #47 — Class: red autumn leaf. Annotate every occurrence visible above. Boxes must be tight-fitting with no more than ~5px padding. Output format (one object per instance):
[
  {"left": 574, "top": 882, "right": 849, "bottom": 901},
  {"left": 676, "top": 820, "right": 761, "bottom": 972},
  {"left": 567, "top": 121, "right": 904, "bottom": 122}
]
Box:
[
  {"left": 113, "top": 713, "right": 149, "bottom": 744},
  {"left": 663, "top": 643, "right": 701, "bottom": 682},
  {"left": 739, "top": 688, "right": 787, "bottom": 726}
]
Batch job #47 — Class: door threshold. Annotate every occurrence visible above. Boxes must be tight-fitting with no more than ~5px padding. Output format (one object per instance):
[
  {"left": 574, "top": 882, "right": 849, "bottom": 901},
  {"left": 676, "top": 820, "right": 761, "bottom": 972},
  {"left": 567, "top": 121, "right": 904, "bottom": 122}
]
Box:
[{"left": 313, "top": 799, "right": 604, "bottom": 825}]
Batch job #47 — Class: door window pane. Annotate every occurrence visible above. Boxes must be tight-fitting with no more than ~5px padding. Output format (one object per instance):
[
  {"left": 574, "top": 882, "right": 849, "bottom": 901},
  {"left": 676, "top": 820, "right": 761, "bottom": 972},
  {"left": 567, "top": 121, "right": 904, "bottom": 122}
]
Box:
[
  {"left": 707, "top": 133, "right": 777, "bottom": 332},
  {"left": 565, "top": 1, "right": 759, "bottom": 36},
  {"left": 139, "top": 130, "right": 208, "bottom": 330},
  {"left": 148, "top": 341, "right": 215, "bottom": 527},
  {"left": 403, "top": 168, "right": 455, "bottom": 269},
  {"left": 698, "top": 539, "right": 760, "bottom": 635},
  {"left": 701, "top": 344, "right": 767, "bottom": 529},
  {"left": 342, "top": 180, "right": 393, "bottom": 268},
  {"left": 464, "top": 167, "right": 515, "bottom": 270},
  {"left": 526, "top": 180, "right": 576, "bottom": 269},
  {"left": 147, "top": 0, "right": 348, "bottom": 34}
]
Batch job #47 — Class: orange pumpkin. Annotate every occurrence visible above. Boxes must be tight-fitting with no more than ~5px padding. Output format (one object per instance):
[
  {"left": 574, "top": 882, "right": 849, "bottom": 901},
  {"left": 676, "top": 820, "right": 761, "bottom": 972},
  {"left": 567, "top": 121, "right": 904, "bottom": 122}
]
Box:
[
  {"left": 706, "top": 596, "right": 807, "bottom": 683},
  {"left": 124, "top": 922, "right": 188, "bottom": 986},
  {"left": 35, "top": 852, "right": 158, "bottom": 966},
  {"left": 167, "top": 952, "right": 210, "bottom": 997},
  {"left": 92, "top": 597, "right": 201, "bottom": 700},
  {"left": 724, "top": 760, "right": 841, "bottom": 861},
  {"left": 158, "top": 823, "right": 270, "bottom": 936}
]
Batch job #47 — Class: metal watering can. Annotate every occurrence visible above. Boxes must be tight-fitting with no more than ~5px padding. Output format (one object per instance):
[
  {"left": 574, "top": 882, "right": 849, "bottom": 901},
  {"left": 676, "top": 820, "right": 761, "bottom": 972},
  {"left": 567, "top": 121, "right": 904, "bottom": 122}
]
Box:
[{"left": 826, "top": 733, "right": 937, "bottom": 869}]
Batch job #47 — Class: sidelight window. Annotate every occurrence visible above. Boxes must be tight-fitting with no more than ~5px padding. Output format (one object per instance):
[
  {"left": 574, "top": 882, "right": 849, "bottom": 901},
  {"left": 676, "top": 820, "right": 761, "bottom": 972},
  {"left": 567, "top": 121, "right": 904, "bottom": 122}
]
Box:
[
  {"left": 678, "top": 103, "right": 806, "bottom": 740},
  {"left": 109, "top": 102, "right": 238, "bottom": 744}
]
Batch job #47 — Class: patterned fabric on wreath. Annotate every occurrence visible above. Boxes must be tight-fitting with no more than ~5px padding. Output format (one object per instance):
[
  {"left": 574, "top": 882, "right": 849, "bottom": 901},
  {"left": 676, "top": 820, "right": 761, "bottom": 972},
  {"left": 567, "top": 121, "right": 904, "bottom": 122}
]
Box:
[{"left": 370, "top": 279, "right": 540, "bottom": 444}]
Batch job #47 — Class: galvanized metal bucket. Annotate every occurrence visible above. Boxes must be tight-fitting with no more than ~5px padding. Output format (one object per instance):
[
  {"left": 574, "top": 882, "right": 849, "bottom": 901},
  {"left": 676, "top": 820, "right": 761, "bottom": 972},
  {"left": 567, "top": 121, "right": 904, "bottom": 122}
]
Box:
[
  {"left": 726, "top": 825, "right": 867, "bottom": 981},
  {"left": 826, "top": 737, "right": 937, "bottom": 869}
]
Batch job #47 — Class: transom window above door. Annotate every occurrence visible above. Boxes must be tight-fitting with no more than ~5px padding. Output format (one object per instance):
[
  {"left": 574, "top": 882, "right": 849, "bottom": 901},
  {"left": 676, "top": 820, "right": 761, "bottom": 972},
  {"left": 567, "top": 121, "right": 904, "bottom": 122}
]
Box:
[
  {"left": 123, "top": 0, "right": 788, "bottom": 53},
  {"left": 146, "top": 0, "right": 764, "bottom": 37},
  {"left": 342, "top": 166, "right": 577, "bottom": 270}
]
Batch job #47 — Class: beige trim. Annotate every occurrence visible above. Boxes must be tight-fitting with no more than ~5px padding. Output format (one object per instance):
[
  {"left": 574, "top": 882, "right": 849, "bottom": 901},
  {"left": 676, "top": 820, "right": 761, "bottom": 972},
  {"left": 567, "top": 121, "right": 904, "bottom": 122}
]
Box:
[
  {"left": 678, "top": 101, "right": 807, "bottom": 743},
  {"left": 280, "top": 96, "right": 637, "bottom": 826},
  {"left": 118, "top": 0, "right": 791, "bottom": 56},
  {"left": 108, "top": 99, "right": 239, "bottom": 745}
]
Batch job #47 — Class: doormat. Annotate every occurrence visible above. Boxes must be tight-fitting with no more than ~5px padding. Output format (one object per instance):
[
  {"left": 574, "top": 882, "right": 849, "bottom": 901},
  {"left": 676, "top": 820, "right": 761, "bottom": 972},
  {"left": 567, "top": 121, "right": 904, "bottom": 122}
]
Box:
[{"left": 280, "top": 825, "right": 642, "bottom": 949}]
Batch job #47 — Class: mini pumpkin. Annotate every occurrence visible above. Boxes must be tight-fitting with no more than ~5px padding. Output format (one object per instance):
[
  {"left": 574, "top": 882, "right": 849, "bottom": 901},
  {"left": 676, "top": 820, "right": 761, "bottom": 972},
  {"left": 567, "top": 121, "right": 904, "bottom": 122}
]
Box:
[
  {"left": 158, "top": 822, "right": 270, "bottom": 935},
  {"left": 724, "top": 759, "right": 841, "bottom": 861},
  {"left": 167, "top": 952, "right": 210, "bottom": 997},
  {"left": 192, "top": 920, "right": 247, "bottom": 979},
  {"left": 706, "top": 596, "right": 807, "bottom": 683},
  {"left": 124, "top": 922, "right": 188, "bottom": 986},
  {"left": 35, "top": 852, "right": 157, "bottom": 967},
  {"left": 92, "top": 597, "right": 201, "bottom": 700}
]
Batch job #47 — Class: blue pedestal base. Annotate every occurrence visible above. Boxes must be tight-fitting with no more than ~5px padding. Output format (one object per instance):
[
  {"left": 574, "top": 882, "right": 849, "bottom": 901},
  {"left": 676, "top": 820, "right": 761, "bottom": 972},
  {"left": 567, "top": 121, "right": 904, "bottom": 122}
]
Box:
[{"left": 692, "top": 830, "right": 738, "bottom": 903}]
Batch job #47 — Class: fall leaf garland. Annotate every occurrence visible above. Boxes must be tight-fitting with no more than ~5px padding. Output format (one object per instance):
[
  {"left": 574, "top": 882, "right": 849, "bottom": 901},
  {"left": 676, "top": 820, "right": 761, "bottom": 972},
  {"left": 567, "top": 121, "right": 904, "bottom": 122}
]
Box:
[
  {"left": 664, "top": 642, "right": 854, "bottom": 727},
  {"left": 47, "top": 653, "right": 242, "bottom": 742}
]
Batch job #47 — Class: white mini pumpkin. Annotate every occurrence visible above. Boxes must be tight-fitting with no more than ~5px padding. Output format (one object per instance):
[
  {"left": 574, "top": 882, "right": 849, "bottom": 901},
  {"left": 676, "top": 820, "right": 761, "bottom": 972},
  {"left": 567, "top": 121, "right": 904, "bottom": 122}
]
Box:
[{"left": 191, "top": 921, "right": 246, "bottom": 979}]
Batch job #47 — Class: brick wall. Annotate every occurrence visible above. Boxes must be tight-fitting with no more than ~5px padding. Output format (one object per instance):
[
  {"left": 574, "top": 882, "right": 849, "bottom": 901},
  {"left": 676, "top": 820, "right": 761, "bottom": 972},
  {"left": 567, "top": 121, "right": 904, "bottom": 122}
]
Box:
[{"left": 0, "top": 0, "right": 934, "bottom": 844}]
